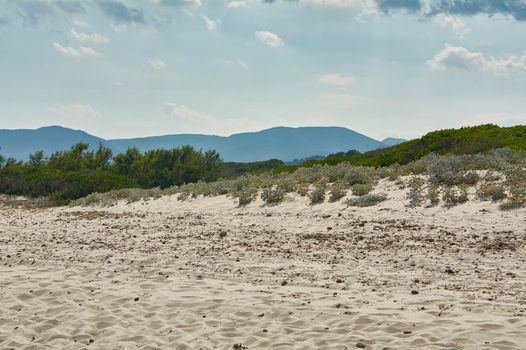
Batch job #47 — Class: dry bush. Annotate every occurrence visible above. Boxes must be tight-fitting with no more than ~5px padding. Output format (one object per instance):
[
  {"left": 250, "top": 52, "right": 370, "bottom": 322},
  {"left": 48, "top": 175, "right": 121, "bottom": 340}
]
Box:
[
  {"left": 351, "top": 183, "right": 374, "bottom": 196},
  {"left": 346, "top": 193, "right": 387, "bottom": 207},
  {"left": 260, "top": 186, "right": 285, "bottom": 205},
  {"left": 309, "top": 183, "right": 326, "bottom": 204}
]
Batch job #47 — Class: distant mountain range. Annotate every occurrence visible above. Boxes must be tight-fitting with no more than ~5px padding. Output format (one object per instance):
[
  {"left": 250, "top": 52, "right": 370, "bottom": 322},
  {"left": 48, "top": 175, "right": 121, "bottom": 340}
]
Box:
[{"left": 0, "top": 126, "right": 405, "bottom": 162}]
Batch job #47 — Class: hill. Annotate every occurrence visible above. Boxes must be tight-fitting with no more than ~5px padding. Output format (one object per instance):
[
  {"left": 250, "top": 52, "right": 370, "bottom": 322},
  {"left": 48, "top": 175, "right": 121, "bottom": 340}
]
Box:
[
  {"left": 282, "top": 124, "right": 526, "bottom": 170},
  {"left": 0, "top": 126, "right": 387, "bottom": 162}
]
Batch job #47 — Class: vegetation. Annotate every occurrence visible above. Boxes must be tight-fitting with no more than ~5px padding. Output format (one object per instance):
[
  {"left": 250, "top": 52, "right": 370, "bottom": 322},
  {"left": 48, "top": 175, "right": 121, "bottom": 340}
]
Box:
[
  {"left": 0, "top": 143, "right": 222, "bottom": 203},
  {"left": 1, "top": 124, "right": 526, "bottom": 211},
  {"left": 275, "top": 124, "right": 526, "bottom": 172}
]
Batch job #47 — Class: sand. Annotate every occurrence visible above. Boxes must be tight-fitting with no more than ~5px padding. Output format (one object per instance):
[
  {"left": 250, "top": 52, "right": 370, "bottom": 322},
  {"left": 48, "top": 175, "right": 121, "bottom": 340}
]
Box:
[{"left": 1, "top": 179, "right": 525, "bottom": 349}]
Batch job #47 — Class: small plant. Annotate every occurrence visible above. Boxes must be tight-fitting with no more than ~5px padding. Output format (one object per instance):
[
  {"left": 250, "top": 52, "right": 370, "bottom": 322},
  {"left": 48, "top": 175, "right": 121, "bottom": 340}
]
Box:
[
  {"left": 344, "top": 167, "right": 376, "bottom": 186},
  {"left": 296, "top": 184, "right": 309, "bottom": 197},
  {"left": 351, "top": 183, "right": 374, "bottom": 196},
  {"left": 407, "top": 176, "right": 426, "bottom": 207},
  {"left": 426, "top": 184, "right": 440, "bottom": 206},
  {"left": 329, "top": 182, "right": 346, "bottom": 202},
  {"left": 476, "top": 183, "right": 506, "bottom": 202},
  {"left": 177, "top": 192, "right": 189, "bottom": 201},
  {"left": 309, "top": 183, "right": 326, "bottom": 204},
  {"left": 442, "top": 186, "right": 469, "bottom": 207},
  {"left": 260, "top": 186, "right": 285, "bottom": 205},
  {"left": 235, "top": 190, "right": 255, "bottom": 206},
  {"left": 346, "top": 193, "right": 387, "bottom": 207},
  {"left": 460, "top": 171, "right": 480, "bottom": 186},
  {"left": 499, "top": 201, "right": 525, "bottom": 211}
]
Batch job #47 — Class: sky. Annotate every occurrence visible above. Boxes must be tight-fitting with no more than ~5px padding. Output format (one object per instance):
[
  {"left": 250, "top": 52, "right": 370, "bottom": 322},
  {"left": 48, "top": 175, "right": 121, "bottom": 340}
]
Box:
[{"left": 0, "top": 0, "right": 525, "bottom": 140}]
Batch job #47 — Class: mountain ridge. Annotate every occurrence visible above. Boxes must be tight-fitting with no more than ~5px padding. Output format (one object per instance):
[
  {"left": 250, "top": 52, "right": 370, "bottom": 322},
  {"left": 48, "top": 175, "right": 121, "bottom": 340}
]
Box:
[{"left": 0, "top": 125, "right": 398, "bottom": 162}]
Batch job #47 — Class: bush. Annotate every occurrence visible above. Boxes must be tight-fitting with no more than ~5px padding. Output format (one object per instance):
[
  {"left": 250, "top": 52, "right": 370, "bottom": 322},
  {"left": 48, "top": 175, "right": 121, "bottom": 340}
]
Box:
[
  {"left": 346, "top": 193, "right": 387, "bottom": 207},
  {"left": 296, "top": 184, "right": 309, "bottom": 197},
  {"left": 309, "top": 184, "right": 326, "bottom": 204},
  {"left": 235, "top": 190, "right": 256, "bottom": 206},
  {"left": 344, "top": 167, "right": 376, "bottom": 185},
  {"left": 442, "top": 186, "right": 469, "bottom": 207},
  {"left": 407, "top": 176, "right": 426, "bottom": 207},
  {"left": 351, "top": 183, "right": 374, "bottom": 196},
  {"left": 476, "top": 183, "right": 506, "bottom": 202},
  {"left": 499, "top": 201, "right": 525, "bottom": 211},
  {"left": 260, "top": 186, "right": 285, "bottom": 205},
  {"left": 426, "top": 184, "right": 440, "bottom": 206},
  {"left": 329, "top": 182, "right": 346, "bottom": 202}
]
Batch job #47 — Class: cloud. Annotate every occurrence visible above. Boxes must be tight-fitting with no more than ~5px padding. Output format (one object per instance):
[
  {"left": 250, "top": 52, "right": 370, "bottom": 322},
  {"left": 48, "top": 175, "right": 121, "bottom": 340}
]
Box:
[
  {"left": 53, "top": 43, "right": 100, "bottom": 57},
  {"left": 376, "top": 0, "right": 421, "bottom": 13},
  {"left": 434, "top": 13, "right": 470, "bottom": 37},
  {"left": 255, "top": 31, "right": 284, "bottom": 47},
  {"left": 70, "top": 29, "right": 109, "bottom": 44},
  {"left": 97, "top": 0, "right": 145, "bottom": 24},
  {"left": 156, "top": 0, "right": 202, "bottom": 6},
  {"left": 53, "top": 103, "right": 102, "bottom": 120},
  {"left": 264, "top": 0, "right": 526, "bottom": 22},
  {"left": 202, "top": 15, "right": 219, "bottom": 31},
  {"left": 427, "top": 44, "right": 526, "bottom": 77},
  {"left": 427, "top": 0, "right": 526, "bottom": 22},
  {"left": 226, "top": 1, "right": 247, "bottom": 8},
  {"left": 219, "top": 59, "right": 249, "bottom": 69},
  {"left": 164, "top": 102, "right": 213, "bottom": 122},
  {"left": 319, "top": 74, "right": 355, "bottom": 86},
  {"left": 149, "top": 58, "right": 167, "bottom": 70},
  {"left": 9, "top": 0, "right": 84, "bottom": 25}
]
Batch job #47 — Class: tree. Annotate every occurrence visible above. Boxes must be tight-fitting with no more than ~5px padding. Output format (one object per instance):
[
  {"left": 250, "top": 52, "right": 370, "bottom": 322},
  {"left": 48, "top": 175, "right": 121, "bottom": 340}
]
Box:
[{"left": 29, "top": 150, "right": 45, "bottom": 166}]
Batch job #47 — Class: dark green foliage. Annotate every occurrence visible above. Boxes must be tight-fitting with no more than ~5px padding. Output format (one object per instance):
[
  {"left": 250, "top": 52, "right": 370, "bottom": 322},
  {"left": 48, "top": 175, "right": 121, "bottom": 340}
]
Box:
[
  {"left": 0, "top": 143, "right": 223, "bottom": 203},
  {"left": 276, "top": 124, "right": 526, "bottom": 172},
  {"left": 223, "top": 159, "right": 284, "bottom": 177}
]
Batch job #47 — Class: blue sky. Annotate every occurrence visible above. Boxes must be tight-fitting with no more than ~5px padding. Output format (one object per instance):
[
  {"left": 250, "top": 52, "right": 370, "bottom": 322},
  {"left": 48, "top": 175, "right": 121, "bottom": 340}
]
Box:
[{"left": 0, "top": 0, "right": 525, "bottom": 140}]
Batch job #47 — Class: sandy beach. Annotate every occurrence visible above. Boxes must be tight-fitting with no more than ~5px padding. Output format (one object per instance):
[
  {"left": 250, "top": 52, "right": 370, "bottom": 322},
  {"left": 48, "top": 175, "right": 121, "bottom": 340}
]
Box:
[{"left": 1, "top": 180, "right": 525, "bottom": 349}]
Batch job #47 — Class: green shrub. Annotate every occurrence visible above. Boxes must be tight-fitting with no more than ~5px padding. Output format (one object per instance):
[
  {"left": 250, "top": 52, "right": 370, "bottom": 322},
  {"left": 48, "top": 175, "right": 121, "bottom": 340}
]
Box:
[
  {"left": 235, "top": 190, "right": 256, "bottom": 206},
  {"left": 442, "top": 186, "right": 469, "bottom": 207},
  {"left": 351, "top": 183, "right": 374, "bottom": 196},
  {"left": 346, "top": 193, "right": 387, "bottom": 207},
  {"left": 426, "top": 184, "right": 440, "bottom": 206},
  {"left": 329, "top": 182, "right": 346, "bottom": 202},
  {"left": 260, "top": 186, "right": 285, "bottom": 205},
  {"left": 499, "top": 201, "right": 524, "bottom": 211},
  {"left": 309, "top": 184, "right": 326, "bottom": 204},
  {"left": 476, "top": 183, "right": 506, "bottom": 202},
  {"left": 296, "top": 184, "right": 309, "bottom": 197},
  {"left": 344, "top": 167, "right": 376, "bottom": 185},
  {"left": 407, "top": 176, "right": 426, "bottom": 207}
]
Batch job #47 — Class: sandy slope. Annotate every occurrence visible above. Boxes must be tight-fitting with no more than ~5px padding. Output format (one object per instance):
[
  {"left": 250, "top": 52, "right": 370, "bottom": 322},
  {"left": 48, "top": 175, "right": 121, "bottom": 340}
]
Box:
[{"left": 1, "top": 180, "right": 525, "bottom": 349}]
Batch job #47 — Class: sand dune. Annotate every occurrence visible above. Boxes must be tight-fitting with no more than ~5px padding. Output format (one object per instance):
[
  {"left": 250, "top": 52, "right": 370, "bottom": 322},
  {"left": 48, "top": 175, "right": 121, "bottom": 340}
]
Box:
[{"left": 1, "top": 181, "right": 525, "bottom": 349}]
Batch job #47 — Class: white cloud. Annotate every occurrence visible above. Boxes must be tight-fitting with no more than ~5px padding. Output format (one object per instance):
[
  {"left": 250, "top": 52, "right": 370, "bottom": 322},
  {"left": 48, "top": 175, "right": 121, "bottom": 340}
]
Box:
[
  {"left": 226, "top": 1, "right": 247, "bottom": 8},
  {"left": 427, "top": 44, "right": 526, "bottom": 77},
  {"left": 255, "top": 31, "right": 283, "bottom": 48},
  {"left": 164, "top": 102, "right": 213, "bottom": 122},
  {"left": 70, "top": 29, "right": 109, "bottom": 44},
  {"left": 319, "top": 74, "right": 355, "bottom": 86},
  {"left": 202, "top": 15, "right": 219, "bottom": 31},
  {"left": 308, "top": 0, "right": 375, "bottom": 8},
  {"left": 53, "top": 43, "right": 100, "bottom": 57},
  {"left": 53, "top": 103, "right": 102, "bottom": 120},
  {"left": 434, "top": 14, "right": 470, "bottom": 37},
  {"left": 219, "top": 59, "right": 249, "bottom": 69},
  {"left": 149, "top": 58, "right": 167, "bottom": 71},
  {"left": 71, "top": 17, "right": 88, "bottom": 27}
]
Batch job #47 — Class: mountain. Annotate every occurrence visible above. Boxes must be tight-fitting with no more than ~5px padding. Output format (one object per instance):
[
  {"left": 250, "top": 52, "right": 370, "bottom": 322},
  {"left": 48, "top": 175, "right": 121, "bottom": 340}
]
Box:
[
  {"left": 381, "top": 137, "right": 406, "bottom": 147},
  {"left": 0, "top": 126, "right": 104, "bottom": 161},
  {"left": 0, "top": 125, "right": 388, "bottom": 162}
]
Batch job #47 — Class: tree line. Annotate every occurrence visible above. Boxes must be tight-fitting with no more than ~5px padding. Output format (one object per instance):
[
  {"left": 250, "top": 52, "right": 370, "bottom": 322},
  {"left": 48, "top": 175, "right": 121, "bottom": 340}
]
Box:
[{"left": 0, "top": 143, "right": 223, "bottom": 202}]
